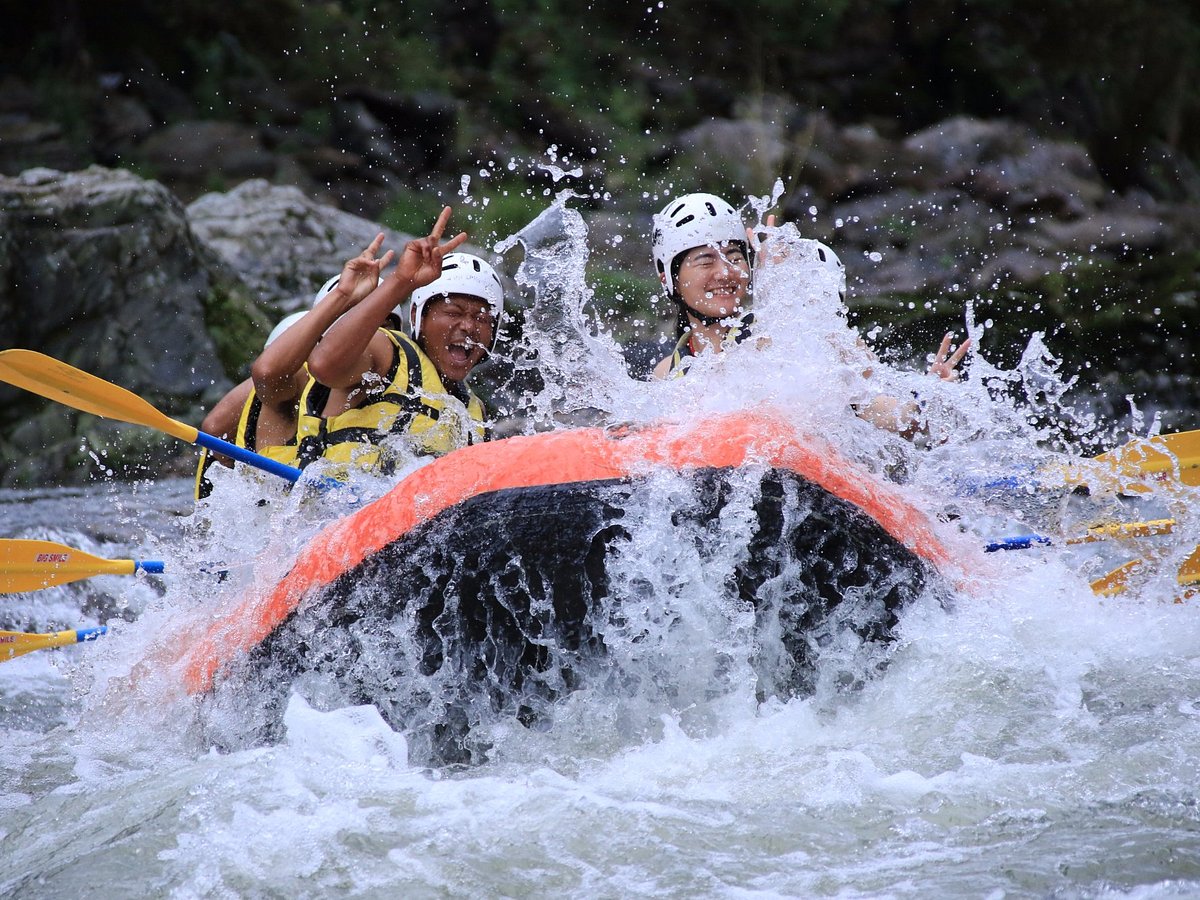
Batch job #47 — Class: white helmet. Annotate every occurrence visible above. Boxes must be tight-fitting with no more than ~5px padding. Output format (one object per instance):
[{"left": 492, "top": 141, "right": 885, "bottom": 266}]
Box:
[
  {"left": 264, "top": 311, "right": 308, "bottom": 349},
  {"left": 791, "top": 239, "right": 847, "bottom": 301},
  {"left": 651, "top": 193, "right": 747, "bottom": 296},
  {"left": 407, "top": 252, "right": 505, "bottom": 348},
  {"left": 313, "top": 274, "right": 341, "bottom": 304}
]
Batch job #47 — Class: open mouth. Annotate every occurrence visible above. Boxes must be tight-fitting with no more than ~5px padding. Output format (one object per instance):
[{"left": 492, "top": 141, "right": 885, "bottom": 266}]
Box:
[{"left": 447, "top": 343, "right": 474, "bottom": 365}]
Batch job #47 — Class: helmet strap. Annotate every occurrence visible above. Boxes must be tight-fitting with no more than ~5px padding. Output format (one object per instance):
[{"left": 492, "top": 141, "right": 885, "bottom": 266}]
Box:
[{"left": 679, "top": 298, "right": 731, "bottom": 327}]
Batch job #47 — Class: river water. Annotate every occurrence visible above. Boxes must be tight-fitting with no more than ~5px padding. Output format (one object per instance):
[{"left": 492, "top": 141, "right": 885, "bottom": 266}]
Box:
[{"left": 3, "top": 199, "right": 1200, "bottom": 898}]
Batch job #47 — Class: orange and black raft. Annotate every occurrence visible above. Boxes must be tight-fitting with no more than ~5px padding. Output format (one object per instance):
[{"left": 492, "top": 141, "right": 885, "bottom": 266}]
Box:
[{"left": 165, "top": 409, "right": 973, "bottom": 760}]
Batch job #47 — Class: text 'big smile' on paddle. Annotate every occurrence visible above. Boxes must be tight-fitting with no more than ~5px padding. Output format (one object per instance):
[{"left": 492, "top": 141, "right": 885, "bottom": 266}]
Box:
[
  {"left": 0, "top": 349, "right": 304, "bottom": 483},
  {"left": 0, "top": 539, "right": 165, "bottom": 594},
  {"left": 0, "top": 626, "right": 106, "bottom": 662}
]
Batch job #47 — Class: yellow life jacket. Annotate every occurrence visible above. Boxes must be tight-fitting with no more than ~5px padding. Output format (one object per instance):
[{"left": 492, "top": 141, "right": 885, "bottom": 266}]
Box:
[
  {"left": 663, "top": 313, "right": 756, "bottom": 379},
  {"left": 193, "top": 388, "right": 299, "bottom": 500},
  {"left": 295, "top": 329, "right": 488, "bottom": 475}
]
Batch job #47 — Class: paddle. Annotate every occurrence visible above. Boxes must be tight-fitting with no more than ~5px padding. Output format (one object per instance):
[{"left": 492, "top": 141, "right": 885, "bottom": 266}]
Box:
[
  {"left": 1089, "top": 430, "right": 1200, "bottom": 488},
  {"left": 986, "top": 518, "right": 1178, "bottom": 552},
  {"left": 1091, "top": 547, "right": 1200, "bottom": 598},
  {"left": 970, "top": 429, "right": 1200, "bottom": 497},
  {"left": 0, "top": 539, "right": 165, "bottom": 594},
  {"left": 0, "top": 626, "right": 106, "bottom": 662},
  {"left": 0, "top": 349, "right": 304, "bottom": 484}
]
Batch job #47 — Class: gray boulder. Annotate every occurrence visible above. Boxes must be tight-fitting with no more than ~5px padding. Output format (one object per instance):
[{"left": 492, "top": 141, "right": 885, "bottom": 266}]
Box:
[
  {"left": 185, "top": 179, "right": 416, "bottom": 312},
  {"left": 0, "top": 165, "right": 249, "bottom": 485}
]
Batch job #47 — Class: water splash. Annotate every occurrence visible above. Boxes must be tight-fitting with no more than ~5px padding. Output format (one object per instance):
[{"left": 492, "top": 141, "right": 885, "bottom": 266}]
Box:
[{"left": 5, "top": 184, "right": 1200, "bottom": 897}]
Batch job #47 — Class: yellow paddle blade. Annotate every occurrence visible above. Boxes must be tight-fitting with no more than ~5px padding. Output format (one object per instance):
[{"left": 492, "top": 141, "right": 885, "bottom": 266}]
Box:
[
  {"left": 0, "top": 349, "right": 198, "bottom": 444},
  {"left": 1091, "top": 559, "right": 1144, "bottom": 597},
  {"left": 1093, "top": 431, "right": 1200, "bottom": 489},
  {"left": 0, "top": 539, "right": 137, "bottom": 594},
  {"left": 0, "top": 627, "right": 106, "bottom": 662},
  {"left": 1092, "top": 544, "right": 1200, "bottom": 598},
  {"left": 1178, "top": 546, "right": 1200, "bottom": 587}
]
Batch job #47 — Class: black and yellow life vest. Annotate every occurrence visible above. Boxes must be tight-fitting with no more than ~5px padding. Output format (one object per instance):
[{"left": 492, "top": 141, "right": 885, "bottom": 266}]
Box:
[
  {"left": 295, "top": 329, "right": 488, "bottom": 474},
  {"left": 194, "top": 388, "right": 300, "bottom": 500},
  {"left": 663, "top": 312, "right": 756, "bottom": 378}
]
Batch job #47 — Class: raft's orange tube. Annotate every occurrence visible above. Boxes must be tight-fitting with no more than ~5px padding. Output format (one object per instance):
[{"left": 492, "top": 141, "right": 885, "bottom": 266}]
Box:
[{"left": 169, "top": 409, "right": 974, "bottom": 695}]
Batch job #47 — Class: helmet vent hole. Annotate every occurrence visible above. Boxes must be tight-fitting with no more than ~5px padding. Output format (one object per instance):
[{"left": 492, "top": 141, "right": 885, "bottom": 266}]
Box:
[
  {"left": 675, "top": 214, "right": 696, "bottom": 227},
  {"left": 704, "top": 202, "right": 717, "bottom": 215}
]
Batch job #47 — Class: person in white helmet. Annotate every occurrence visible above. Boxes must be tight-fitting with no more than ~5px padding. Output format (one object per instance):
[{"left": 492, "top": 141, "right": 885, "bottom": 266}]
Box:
[
  {"left": 251, "top": 232, "right": 395, "bottom": 457},
  {"left": 648, "top": 191, "right": 969, "bottom": 437},
  {"left": 193, "top": 234, "right": 393, "bottom": 500},
  {"left": 649, "top": 192, "right": 757, "bottom": 380},
  {"left": 303, "top": 207, "right": 503, "bottom": 472}
]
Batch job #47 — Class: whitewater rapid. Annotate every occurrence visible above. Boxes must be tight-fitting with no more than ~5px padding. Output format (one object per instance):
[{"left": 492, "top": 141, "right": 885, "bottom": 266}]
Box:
[{"left": 3, "top": 194, "right": 1200, "bottom": 897}]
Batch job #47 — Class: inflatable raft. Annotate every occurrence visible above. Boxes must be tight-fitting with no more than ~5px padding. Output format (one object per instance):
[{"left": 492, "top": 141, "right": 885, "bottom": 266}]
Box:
[{"left": 172, "top": 409, "right": 970, "bottom": 763}]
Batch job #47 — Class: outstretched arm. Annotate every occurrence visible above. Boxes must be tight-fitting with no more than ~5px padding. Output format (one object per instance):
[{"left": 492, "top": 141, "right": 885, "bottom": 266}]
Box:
[
  {"left": 252, "top": 233, "right": 395, "bottom": 405},
  {"left": 858, "top": 332, "right": 972, "bottom": 440},
  {"left": 309, "top": 207, "right": 468, "bottom": 389}
]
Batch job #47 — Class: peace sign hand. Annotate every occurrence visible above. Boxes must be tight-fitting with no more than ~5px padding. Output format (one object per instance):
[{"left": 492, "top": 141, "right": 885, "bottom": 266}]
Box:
[
  {"left": 746, "top": 215, "right": 789, "bottom": 266},
  {"left": 338, "top": 232, "right": 397, "bottom": 304},
  {"left": 929, "top": 332, "right": 971, "bottom": 381},
  {"left": 392, "top": 206, "right": 470, "bottom": 289}
]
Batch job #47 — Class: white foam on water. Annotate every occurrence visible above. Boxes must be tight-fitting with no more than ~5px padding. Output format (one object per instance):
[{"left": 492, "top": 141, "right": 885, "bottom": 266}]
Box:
[{"left": 4, "top": 191, "right": 1200, "bottom": 897}]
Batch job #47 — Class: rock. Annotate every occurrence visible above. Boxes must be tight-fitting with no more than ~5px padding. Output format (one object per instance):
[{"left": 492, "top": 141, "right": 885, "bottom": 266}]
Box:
[
  {"left": 185, "top": 179, "right": 418, "bottom": 311},
  {"left": 0, "top": 166, "right": 240, "bottom": 485},
  {"left": 139, "top": 121, "right": 277, "bottom": 199},
  {"left": 335, "top": 87, "right": 458, "bottom": 176},
  {"left": 1037, "top": 209, "right": 1170, "bottom": 255},
  {"left": 675, "top": 118, "right": 788, "bottom": 194},
  {"left": 0, "top": 117, "right": 85, "bottom": 176},
  {"left": 94, "top": 94, "right": 156, "bottom": 163},
  {"left": 902, "top": 116, "right": 1030, "bottom": 174}
]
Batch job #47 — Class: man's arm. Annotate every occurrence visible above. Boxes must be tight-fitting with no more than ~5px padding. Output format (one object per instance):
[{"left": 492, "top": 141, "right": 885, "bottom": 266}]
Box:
[
  {"left": 252, "top": 233, "right": 393, "bottom": 405},
  {"left": 309, "top": 207, "right": 468, "bottom": 389}
]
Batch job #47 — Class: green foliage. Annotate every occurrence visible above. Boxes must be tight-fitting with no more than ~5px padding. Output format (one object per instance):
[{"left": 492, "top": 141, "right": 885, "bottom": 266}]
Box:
[
  {"left": 381, "top": 180, "right": 556, "bottom": 248},
  {"left": 379, "top": 187, "right": 444, "bottom": 237},
  {"left": 586, "top": 269, "right": 662, "bottom": 341},
  {"left": 458, "top": 184, "right": 552, "bottom": 248},
  {"left": 202, "top": 282, "right": 271, "bottom": 381},
  {"left": 854, "top": 247, "right": 1200, "bottom": 383}
]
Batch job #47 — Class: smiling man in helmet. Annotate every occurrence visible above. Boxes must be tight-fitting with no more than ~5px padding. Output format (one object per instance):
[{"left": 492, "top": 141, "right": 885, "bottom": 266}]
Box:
[{"left": 304, "top": 207, "right": 502, "bottom": 473}]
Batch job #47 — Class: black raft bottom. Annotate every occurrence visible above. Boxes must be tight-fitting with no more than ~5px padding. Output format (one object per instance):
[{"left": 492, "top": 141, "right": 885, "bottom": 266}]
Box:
[{"left": 214, "top": 466, "right": 936, "bottom": 765}]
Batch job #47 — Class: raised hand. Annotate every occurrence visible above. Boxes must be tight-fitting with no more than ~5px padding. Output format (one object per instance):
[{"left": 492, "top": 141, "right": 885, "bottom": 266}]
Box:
[
  {"left": 339, "top": 232, "right": 396, "bottom": 304},
  {"left": 392, "top": 206, "right": 469, "bottom": 289},
  {"left": 746, "top": 214, "right": 783, "bottom": 264},
  {"left": 929, "top": 332, "right": 971, "bottom": 381}
]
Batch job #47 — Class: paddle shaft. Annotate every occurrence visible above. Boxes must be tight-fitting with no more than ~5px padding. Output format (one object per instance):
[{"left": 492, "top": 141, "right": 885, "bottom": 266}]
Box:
[
  {"left": 986, "top": 518, "right": 1177, "bottom": 552},
  {"left": 195, "top": 432, "right": 301, "bottom": 483}
]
